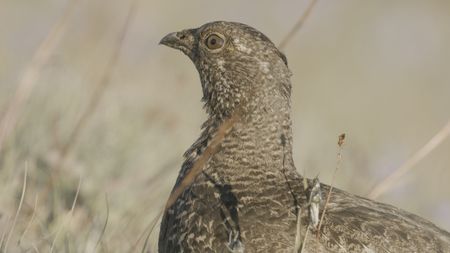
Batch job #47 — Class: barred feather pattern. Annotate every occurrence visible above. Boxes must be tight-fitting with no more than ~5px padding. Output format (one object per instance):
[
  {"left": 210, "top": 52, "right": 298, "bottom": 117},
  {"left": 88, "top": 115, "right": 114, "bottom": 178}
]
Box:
[{"left": 158, "top": 21, "right": 450, "bottom": 252}]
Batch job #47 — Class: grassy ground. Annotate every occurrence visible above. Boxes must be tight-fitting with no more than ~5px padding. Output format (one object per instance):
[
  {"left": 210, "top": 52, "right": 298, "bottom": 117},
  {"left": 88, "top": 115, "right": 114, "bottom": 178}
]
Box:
[{"left": 1, "top": 0, "right": 450, "bottom": 252}]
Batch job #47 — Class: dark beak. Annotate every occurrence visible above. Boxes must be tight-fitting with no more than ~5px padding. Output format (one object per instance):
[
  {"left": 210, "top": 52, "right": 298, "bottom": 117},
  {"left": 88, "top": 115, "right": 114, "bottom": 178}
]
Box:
[
  {"left": 159, "top": 29, "right": 196, "bottom": 58},
  {"left": 159, "top": 32, "right": 179, "bottom": 47}
]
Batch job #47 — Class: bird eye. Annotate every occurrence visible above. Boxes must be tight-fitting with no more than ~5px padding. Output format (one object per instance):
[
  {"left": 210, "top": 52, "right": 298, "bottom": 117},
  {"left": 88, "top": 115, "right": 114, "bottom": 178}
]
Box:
[{"left": 205, "top": 34, "right": 224, "bottom": 50}]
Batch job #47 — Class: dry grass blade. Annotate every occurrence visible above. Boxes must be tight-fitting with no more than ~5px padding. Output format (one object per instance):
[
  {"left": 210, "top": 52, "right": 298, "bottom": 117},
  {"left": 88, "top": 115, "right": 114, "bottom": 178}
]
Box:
[
  {"left": 49, "top": 176, "right": 82, "bottom": 253},
  {"left": 3, "top": 164, "right": 28, "bottom": 253},
  {"left": 18, "top": 195, "right": 39, "bottom": 247},
  {"left": 32, "top": 243, "right": 40, "bottom": 253},
  {"left": 55, "top": 0, "right": 139, "bottom": 169},
  {"left": 278, "top": 0, "right": 319, "bottom": 50},
  {"left": 300, "top": 225, "right": 310, "bottom": 253},
  {"left": 127, "top": 209, "right": 163, "bottom": 253},
  {"left": 316, "top": 133, "right": 345, "bottom": 237},
  {"left": 94, "top": 194, "right": 110, "bottom": 251},
  {"left": 140, "top": 211, "right": 164, "bottom": 253},
  {"left": 164, "top": 112, "right": 240, "bottom": 211},
  {"left": 368, "top": 119, "right": 450, "bottom": 199},
  {"left": 0, "top": 0, "right": 79, "bottom": 153},
  {"left": 0, "top": 214, "right": 11, "bottom": 250},
  {"left": 293, "top": 206, "right": 302, "bottom": 252}
]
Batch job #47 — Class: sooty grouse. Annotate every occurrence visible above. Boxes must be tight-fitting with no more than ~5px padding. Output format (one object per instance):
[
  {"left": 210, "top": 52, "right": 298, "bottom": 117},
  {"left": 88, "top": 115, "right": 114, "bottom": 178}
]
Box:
[{"left": 158, "top": 21, "right": 450, "bottom": 252}]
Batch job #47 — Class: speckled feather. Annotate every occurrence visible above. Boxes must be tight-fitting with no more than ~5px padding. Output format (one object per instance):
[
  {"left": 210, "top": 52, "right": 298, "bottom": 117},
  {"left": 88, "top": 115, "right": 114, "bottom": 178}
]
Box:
[{"left": 158, "top": 21, "right": 450, "bottom": 252}]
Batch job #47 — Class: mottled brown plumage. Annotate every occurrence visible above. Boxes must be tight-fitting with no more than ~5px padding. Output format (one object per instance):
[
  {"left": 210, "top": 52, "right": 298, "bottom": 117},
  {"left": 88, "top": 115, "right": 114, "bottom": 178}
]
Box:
[{"left": 158, "top": 21, "right": 450, "bottom": 252}]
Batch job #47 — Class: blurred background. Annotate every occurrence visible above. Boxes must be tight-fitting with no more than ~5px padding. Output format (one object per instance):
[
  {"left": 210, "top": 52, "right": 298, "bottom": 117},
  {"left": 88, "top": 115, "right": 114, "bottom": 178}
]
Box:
[{"left": 0, "top": 0, "right": 449, "bottom": 252}]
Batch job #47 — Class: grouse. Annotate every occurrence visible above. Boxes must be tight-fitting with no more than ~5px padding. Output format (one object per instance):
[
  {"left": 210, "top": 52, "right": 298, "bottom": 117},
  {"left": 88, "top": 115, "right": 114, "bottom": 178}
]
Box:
[{"left": 158, "top": 21, "right": 450, "bottom": 252}]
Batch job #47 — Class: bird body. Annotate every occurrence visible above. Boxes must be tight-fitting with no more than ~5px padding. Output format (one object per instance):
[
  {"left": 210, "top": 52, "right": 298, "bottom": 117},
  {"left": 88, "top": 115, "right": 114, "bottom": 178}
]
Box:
[{"left": 158, "top": 21, "right": 450, "bottom": 252}]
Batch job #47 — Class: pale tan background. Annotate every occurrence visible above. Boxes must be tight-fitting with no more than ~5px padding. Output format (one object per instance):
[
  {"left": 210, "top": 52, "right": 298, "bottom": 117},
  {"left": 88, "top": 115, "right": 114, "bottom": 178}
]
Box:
[{"left": 0, "top": 0, "right": 449, "bottom": 252}]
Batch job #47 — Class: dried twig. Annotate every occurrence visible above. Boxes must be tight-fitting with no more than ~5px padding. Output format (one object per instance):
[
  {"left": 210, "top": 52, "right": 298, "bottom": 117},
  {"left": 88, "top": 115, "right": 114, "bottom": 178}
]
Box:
[
  {"left": 164, "top": 112, "right": 240, "bottom": 210},
  {"left": 278, "top": 0, "right": 319, "bottom": 50},
  {"left": 55, "top": 0, "right": 138, "bottom": 170},
  {"left": 368, "top": 119, "right": 450, "bottom": 199},
  {"left": 316, "top": 133, "right": 345, "bottom": 237},
  {"left": 3, "top": 164, "right": 28, "bottom": 252},
  {"left": 0, "top": 0, "right": 79, "bottom": 153}
]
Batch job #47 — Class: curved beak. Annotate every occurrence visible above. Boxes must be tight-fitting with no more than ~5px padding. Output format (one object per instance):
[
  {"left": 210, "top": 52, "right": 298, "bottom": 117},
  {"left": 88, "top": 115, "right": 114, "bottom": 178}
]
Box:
[
  {"left": 159, "top": 32, "right": 179, "bottom": 47},
  {"left": 159, "top": 29, "right": 196, "bottom": 58}
]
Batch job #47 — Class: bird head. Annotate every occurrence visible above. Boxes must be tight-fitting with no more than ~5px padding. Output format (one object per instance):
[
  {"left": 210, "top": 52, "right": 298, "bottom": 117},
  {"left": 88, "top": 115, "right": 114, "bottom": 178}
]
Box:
[{"left": 160, "top": 21, "right": 292, "bottom": 119}]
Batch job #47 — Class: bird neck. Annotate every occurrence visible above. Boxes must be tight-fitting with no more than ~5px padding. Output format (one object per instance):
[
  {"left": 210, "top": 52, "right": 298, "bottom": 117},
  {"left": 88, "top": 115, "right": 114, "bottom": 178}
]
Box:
[{"left": 209, "top": 99, "right": 296, "bottom": 179}]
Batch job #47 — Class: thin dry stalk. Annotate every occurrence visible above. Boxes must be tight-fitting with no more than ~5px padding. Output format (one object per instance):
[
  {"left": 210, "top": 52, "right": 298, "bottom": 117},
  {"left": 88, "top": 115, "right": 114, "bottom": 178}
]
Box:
[
  {"left": 368, "top": 119, "right": 450, "bottom": 199},
  {"left": 140, "top": 211, "right": 163, "bottom": 253},
  {"left": 94, "top": 194, "right": 110, "bottom": 251},
  {"left": 0, "top": 0, "right": 79, "bottom": 153},
  {"left": 278, "top": 0, "right": 319, "bottom": 50},
  {"left": 164, "top": 112, "right": 240, "bottom": 210},
  {"left": 18, "top": 195, "right": 39, "bottom": 247},
  {"left": 316, "top": 134, "right": 345, "bottom": 237},
  {"left": 108, "top": 209, "right": 136, "bottom": 246},
  {"left": 4, "top": 164, "right": 28, "bottom": 253},
  {"left": 49, "top": 176, "right": 82, "bottom": 253},
  {"left": 293, "top": 206, "right": 302, "bottom": 252},
  {"left": 127, "top": 209, "right": 163, "bottom": 253},
  {"left": 55, "top": 0, "right": 138, "bottom": 170},
  {"left": 0, "top": 214, "right": 12, "bottom": 250},
  {"left": 32, "top": 243, "right": 40, "bottom": 253},
  {"left": 300, "top": 225, "right": 310, "bottom": 253}
]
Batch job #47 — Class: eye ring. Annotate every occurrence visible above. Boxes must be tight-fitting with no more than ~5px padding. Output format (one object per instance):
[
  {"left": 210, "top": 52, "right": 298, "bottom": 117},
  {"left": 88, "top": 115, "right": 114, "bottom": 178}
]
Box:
[{"left": 205, "top": 33, "right": 225, "bottom": 50}]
